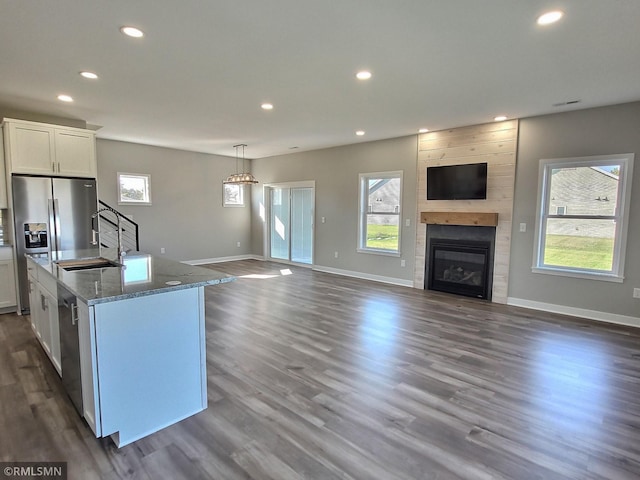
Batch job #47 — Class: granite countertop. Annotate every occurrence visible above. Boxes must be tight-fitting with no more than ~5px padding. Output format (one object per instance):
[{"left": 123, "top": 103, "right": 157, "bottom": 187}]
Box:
[{"left": 29, "top": 248, "right": 235, "bottom": 305}]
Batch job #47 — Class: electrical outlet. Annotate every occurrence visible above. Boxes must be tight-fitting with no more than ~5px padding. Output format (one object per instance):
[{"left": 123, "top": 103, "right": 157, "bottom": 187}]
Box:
[
  {"left": 237, "top": 241, "right": 241, "bottom": 247},
  {"left": 401, "top": 259, "right": 406, "bottom": 267},
  {"left": 160, "top": 247, "right": 165, "bottom": 254},
  {"left": 519, "top": 223, "right": 527, "bottom": 232},
  {"left": 633, "top": 288, "right": 640, "bottom": 299},
  {"left": 322, "top": 217, "right": 326, "bottom": 223},
  {"left": 334, "top": 251, "right": 339, "bottom": 258},
  {"left": 405, "top": 218, "right": 410, "bottom": 227}
]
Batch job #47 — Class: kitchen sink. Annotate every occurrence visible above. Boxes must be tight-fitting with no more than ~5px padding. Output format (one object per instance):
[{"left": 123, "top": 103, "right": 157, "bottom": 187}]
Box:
[{"left": 56, "top": 257, "right": 122, "bottom": 271}]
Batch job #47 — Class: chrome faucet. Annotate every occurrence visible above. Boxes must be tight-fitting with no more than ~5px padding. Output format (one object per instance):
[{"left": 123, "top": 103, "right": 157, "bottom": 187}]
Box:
[{"left": 91, "top": 207, "right": 126, "bottom": 259}]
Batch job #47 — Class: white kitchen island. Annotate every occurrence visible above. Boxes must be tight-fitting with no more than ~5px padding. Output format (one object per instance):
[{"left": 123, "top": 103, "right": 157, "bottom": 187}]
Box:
[{"left": 28, "top": 249, "right": 235, "bottom": 447}]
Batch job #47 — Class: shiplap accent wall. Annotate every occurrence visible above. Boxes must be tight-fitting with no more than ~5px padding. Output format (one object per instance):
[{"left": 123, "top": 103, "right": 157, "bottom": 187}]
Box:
[{"left": 414, "top": 120, "right": 519, "bottom": 303}]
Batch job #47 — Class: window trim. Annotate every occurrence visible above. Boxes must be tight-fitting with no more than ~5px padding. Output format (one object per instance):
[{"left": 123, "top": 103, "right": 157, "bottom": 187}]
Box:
[
  {"left": 532, "top": 153, "right": 634, "bottom": 282},
  {"left": 223, "top": 183, "right": 245, "bottom": 207},
  {"left": 357, "top": 170, "right": 403, "bottom": 257},
  {"left": 117, "top": 172, "right": 152, "bottom": 206}
]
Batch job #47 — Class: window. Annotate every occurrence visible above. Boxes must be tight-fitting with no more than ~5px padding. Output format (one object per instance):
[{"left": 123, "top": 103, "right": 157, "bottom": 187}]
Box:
[
  {"left": 223, "top": 183, "right": 245, "bottom": 207},
  {"left": 358, "top": 171, "right": 402, "bottom": 255},
  {"left": 533, "top": 153, "right": 634, "bottom": 282},
  {"left": 118, "top": 173, "right": 151, "bottom": 205}
]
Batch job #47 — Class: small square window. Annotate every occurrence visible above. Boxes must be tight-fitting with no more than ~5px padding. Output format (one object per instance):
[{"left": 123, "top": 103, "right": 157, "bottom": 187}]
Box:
[
  {"left": 118, "top": 173, "right": 152, "bottom": 205},
  {"left": 223, "top": 183, "right": 245, "bottom": 207}
]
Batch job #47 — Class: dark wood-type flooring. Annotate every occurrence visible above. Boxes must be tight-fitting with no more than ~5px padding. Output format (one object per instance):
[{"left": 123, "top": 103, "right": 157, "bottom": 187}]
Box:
[{"left": 2, "top": 260, "right": 640, "bottom": 479}]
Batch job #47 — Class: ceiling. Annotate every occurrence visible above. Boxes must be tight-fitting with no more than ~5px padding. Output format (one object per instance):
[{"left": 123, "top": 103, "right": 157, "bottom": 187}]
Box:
[{"left": 1, "top": 1, "right": 640, "bottom": 159}]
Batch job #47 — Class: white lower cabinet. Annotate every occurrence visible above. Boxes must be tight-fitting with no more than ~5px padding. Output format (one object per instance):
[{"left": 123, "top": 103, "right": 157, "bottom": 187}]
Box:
[
  {"left": 0, "top": 248, "right": 17, "bottom": 310},
  {"left": 82, "top": 288, "right": 206, "bottom": 446},
  {"left": 78, "top": 299, "right": 100, "bottom": 436},
  {"left": 39, "top": 285, "right": 61, "bottom": 374},
  {"left": 28, "top": 257, "right": 208, "bottom": 447},
  {"left": 26, "top": 258, "right": 61, "bottom": 375},
  {"left": 36, "top": 287, "right": 52, "bottom": 356},
  {"left": 27, "top": 272, "right": 40, "bottom": 336}
]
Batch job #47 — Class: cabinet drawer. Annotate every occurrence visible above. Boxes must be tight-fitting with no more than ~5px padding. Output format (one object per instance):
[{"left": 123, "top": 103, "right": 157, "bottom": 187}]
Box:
[
  {"left": 25, "top": 256, "right": 38, "bottom": 281},
  {"left": 38, "top": 270, "right": 58, "bottom": 298}
]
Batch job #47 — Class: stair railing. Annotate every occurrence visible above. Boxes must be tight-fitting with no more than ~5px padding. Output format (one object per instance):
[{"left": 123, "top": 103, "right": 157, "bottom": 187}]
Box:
[{"left": 95, "top": 200, "right": 140, "bottom": 252}]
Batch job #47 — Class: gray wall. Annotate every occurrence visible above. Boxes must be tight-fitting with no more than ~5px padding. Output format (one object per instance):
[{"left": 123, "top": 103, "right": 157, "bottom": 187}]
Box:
[
  {"left": 8, "top": 102, "right": 638, "bottom": 317},
  {"left": 509, "top": 101, "right": 640, "bottom": 318},
  {"left": 250, "top": 135, "right": 417, "bottom": 282},
  {"left": 96, "top": 139, "right": 251, "bottom": 262}
]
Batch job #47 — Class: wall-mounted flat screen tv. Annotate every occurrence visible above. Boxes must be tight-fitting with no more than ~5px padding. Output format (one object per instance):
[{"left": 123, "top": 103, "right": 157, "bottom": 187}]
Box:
[{"left": 427, "top": 162, "right": 488, "bottom": 200}]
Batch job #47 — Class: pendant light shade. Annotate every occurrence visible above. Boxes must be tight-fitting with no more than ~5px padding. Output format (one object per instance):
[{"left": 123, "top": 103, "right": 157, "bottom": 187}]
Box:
[{"left": 223, "top": 144, "right": 258, "bottom": 185}]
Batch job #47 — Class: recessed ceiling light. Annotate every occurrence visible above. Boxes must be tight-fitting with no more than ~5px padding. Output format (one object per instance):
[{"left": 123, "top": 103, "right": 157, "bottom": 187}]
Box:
[
  {"left": 120, "top": 26, "right": 144, "bottom": 38},
  {"left": 356, "top": 71, "right": 372, "bottom": 80},
  {"left": 418, "top": 128, "right": 429, "bottom": 133},
  {"left": 57, "top": 94, "right": 74, "bottom": 102},
  {"left": 261, "top": 103, "right": 274, "bottom": 110},
  {"left": 80, "top": 71, "right": 98, "bottom": 79},
  {"left": 537, "top": 10, "right": 563, "bottom": 25},
  {"left": 494, "top": 115, "right": 508, "bottom": 122},
  {"left": 356, "top": 130, "right": 365, "bottom": 136}
]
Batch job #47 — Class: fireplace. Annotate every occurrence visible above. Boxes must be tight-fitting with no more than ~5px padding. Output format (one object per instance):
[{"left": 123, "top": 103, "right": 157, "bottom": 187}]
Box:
[
  {"left": 425, "top": 224, "right": 496, "bottom": 301},
  {"left": 428, "top": 240, "right": 491, "bottom": 299}
]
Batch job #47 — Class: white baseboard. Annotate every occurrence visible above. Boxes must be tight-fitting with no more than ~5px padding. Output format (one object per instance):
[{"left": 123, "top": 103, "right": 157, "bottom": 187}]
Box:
[
  {"left": 312, "top": 265, "right": 414, "bottom": 287},
  {"left": 182, "top": 254, "right": 263, "bottom": 266},
  {"left": 507, "top": 297, "right": 640, "bottom": 328}
]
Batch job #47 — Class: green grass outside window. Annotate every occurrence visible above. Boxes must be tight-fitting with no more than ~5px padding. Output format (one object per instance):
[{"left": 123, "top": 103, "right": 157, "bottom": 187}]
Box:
[
  {"left": 543, "top": 234, "right": 614, "bottom": 271},
  {"left": 366, "top": 224, "right": 399, "bottom": 251}
]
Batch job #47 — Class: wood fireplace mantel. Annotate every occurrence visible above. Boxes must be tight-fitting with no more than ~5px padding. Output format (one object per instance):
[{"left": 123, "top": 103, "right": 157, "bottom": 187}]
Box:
[{"left": 420, "top": 211, "right": 498, "bottom": 227}]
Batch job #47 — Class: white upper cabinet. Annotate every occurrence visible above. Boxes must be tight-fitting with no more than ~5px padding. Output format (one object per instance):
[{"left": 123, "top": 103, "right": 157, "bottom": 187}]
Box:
[
  {"left": 0, "top": 130, "right": 7, "bottom": 208},
  {"left": 5, "top": 121, "right": 55, "bottom": 174},
  {"left": 3, "top": 118, "right": 96, "bottom": 178},
  {"left": 54, "top": 129, "right": 96, "bottom": 177}
]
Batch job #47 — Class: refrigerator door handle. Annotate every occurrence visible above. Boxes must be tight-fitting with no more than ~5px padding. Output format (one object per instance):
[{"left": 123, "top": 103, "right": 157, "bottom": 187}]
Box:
[
  {"left": 47, "top": 199, "right": 55, "bottom": 257},
  {"left": 71, "top": 304, "right": 78, "bottom": 326},
  {"left": 48, "top": 198, "right": 62, "bottom": 256},
  {"left": 54, "top": 199, "right": 62, "bottom": 253}
]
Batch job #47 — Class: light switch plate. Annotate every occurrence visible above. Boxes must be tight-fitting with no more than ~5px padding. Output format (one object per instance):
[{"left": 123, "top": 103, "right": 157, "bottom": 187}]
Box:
[{"left": 519, "top": 223, "right": 527, "bottom": 232}]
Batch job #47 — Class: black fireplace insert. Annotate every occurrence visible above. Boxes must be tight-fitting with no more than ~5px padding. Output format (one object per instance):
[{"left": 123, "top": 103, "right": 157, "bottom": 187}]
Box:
[{"left": 428, "top": 239, "right": 492, "bottom": 300}]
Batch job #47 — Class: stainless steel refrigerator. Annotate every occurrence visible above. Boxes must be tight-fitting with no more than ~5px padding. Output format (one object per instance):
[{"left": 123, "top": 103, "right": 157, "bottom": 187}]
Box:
[{"left": 12, "top": 175, "right": 99, "bottom": 313}]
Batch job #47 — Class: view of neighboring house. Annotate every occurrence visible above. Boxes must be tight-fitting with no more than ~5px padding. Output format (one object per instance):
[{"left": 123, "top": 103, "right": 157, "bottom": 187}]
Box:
[
  {"left": 548, "top": 166, "right": 619, "bottom": 238},
  {"left": 367, "top": 178, "right": 400, "bottom": 223}
]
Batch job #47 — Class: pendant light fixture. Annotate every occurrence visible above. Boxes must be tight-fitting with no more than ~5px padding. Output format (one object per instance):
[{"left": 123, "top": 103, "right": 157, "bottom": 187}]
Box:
[{"left": 223, "top": 144, "right": 258, "bottom": 185}]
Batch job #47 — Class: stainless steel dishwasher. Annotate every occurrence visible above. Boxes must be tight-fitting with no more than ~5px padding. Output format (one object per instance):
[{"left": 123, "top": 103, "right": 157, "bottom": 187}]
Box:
[{"left": 58, "top": 284, "right": 83, "bottom": 415}]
